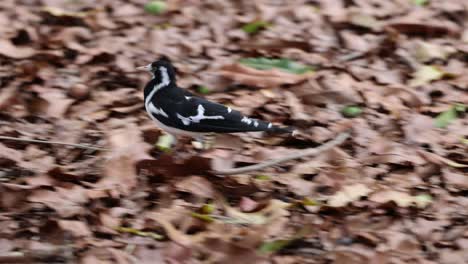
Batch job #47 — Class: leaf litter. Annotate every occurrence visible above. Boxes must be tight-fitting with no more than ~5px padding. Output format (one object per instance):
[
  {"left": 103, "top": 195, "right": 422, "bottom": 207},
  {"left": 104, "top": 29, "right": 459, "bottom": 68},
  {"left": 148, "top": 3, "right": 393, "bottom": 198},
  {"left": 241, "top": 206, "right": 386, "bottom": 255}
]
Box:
[{"left": 0, "top": 0, "right": 467, "bottom": 263}]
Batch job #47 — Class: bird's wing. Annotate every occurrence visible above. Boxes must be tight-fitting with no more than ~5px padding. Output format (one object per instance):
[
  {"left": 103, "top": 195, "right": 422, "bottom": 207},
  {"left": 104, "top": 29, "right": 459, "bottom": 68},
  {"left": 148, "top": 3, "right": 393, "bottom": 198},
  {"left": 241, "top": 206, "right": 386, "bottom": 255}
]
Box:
[{"left": 170, "top": 96, "right": 287, "bottom": 133}]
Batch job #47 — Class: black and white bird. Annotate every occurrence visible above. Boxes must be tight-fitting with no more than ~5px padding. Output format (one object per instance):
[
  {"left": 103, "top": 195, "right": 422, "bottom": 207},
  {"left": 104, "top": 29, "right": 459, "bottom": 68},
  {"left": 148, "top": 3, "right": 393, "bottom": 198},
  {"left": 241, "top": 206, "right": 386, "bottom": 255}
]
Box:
[{"left": 137, "top": 58, "right": 295, "bottom": 148}]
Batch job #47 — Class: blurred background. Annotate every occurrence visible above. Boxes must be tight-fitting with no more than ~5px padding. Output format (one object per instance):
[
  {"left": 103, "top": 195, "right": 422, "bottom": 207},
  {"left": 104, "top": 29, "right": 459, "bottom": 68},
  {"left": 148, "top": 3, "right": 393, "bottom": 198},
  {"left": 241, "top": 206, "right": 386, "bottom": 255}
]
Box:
[{"left": 0, "top": 0, "right": 467, "bottom": 263}]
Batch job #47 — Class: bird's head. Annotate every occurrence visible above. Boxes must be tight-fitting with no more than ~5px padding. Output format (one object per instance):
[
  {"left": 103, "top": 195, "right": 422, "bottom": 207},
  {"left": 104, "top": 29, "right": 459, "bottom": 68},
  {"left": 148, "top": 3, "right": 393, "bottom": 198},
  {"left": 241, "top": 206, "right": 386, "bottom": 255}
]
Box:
[{"left": 137, "top": 57, "right": 176, "bottom": 85}]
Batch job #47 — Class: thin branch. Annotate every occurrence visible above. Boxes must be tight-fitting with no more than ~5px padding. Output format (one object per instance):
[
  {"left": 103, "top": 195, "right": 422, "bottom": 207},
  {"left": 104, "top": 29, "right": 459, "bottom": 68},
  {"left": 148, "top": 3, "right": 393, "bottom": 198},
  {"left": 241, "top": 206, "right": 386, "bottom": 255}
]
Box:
[
  {"left": 213, "top": 132, "right": 350, "bottom": 175},
  {"left": 0, "top": 135, "right": 107, "bottom": 151}
]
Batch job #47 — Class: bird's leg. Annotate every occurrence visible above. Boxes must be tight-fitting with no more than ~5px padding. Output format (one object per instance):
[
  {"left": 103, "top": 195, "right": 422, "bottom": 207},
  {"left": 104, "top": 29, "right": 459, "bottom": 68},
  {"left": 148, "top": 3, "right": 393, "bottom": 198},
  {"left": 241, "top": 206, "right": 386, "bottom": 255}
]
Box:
[
  {"left": 202, "top": 133, "right": 216, "bottom": 150},
  {"left": 193, "top": 133, "right": 216, "bottom": 150}
]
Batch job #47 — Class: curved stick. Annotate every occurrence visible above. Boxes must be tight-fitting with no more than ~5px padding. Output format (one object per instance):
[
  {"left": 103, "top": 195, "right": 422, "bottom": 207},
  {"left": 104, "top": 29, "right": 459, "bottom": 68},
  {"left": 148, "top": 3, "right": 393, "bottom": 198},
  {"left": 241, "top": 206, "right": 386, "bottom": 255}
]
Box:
[{"left": 213, "top": 132, "right": 350, "bottom": 175}]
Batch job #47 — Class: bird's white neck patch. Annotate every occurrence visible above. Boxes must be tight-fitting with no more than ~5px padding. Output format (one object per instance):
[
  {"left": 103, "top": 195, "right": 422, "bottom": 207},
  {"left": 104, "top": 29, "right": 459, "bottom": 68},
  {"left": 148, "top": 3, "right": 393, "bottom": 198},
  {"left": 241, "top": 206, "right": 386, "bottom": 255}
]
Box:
[
  {"left": 177, "top": 104, "right": 224, "bottom": 126},
  {"left": 157, "top": 66, "right": 170, "bottom": 87},
  {"left": 145, "top": 66, "right": 171, "bottom": 110}
]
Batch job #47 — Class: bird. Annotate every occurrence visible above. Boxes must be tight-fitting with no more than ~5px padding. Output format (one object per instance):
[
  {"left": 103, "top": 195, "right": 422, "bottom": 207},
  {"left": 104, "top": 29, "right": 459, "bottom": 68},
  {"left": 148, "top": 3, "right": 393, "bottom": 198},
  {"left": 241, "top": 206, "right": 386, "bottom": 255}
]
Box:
[{"left": 137, "top": 58, "right": 295, "bottom": 149}]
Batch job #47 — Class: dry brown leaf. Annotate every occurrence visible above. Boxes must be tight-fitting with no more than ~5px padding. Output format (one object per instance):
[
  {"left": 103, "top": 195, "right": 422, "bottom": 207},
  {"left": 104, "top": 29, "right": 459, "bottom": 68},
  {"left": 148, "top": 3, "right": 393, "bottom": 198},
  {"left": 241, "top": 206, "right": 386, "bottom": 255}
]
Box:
[
  {"left": 57, "top": 220, "right": 92, "bottom": 237},
  {"left": 174, "top": 176, "right": 215, "bottom": 199},
  {"left": 219, "top": 63, "right": 313, "bottom": 88},
  {"left": 30, "top": 89, "right": 75, "bottom": 118},
  {"left": 0, "top": 39, "right": 36, "bottom": 59},
  {"left": 97, "top": 124, "right": 151, "bottom": 196},
  {"left": 386, "top": 22, "right": 459, "bottom": 37},
  {"left": 442, "top": 168, "right": 468, "bottom": 190},
  {"left": 418, "top": 150, "right": 468, "bottom": 168},
  {"left": 0, "top": 86, "right": 18, "bottom": 111},
  {"left": 369, "top": 190, "right": 432, "bottom": 208},
  {"left": 28, "top": 186, "right": 88, "bottom": 217},
  {"left": 327, "top": 184, "right": 372, "bottom": 207}
]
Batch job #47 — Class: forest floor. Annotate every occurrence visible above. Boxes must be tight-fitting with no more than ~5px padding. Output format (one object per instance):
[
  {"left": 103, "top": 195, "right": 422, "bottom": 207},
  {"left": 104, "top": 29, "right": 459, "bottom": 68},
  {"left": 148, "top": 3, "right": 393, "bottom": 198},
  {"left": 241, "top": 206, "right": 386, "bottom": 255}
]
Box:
[{"left": 0, "top": 0, "right": 467, "bottom": 263}]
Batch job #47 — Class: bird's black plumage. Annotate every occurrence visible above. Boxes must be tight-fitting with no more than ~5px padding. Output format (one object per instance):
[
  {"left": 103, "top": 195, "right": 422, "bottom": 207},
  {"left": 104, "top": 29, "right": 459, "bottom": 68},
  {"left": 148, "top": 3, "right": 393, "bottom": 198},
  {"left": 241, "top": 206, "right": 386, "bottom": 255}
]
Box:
[{"left": 140, "top": 59, "right": 294, "bottom": 136}]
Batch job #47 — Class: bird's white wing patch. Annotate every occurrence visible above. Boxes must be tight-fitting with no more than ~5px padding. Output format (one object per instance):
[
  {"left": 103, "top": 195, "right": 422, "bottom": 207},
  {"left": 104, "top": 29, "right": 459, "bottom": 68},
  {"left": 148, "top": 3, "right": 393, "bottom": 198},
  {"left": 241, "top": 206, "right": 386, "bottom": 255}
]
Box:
[
  {"left": 177, "top": 104, "right": 224, "bottom": 126},
  {"left": 148, "top": 102, "right": 169, "bottom": 118},
  {"left": 227, "top": 107, "right": 232, "bottom": 113},
  {"left": 177, "top": 114, "right": 191, "bottom": 125},
  {"left": 241, "top": 116, "right": 253, "bottom": 125}
]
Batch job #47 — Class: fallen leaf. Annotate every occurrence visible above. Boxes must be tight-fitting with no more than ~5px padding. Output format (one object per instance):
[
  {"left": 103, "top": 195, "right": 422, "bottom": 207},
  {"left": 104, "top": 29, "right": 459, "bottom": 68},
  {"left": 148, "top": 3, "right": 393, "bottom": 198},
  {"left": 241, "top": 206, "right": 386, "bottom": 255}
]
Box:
[
  {"left": 0, "top": 40, "right": 36, "bottom": 59},
  {"left": 242, "top": 21, "right": 270, "bottom": 34},
  {"left": 341, "top": 105, "right": 363, "bottom": 118},
  {"left": 144, "top": 1, "right": 167, "bottom": 15},
  {"left": 386, "top": 22, "right": 459, "bottom": 37},
  {"left": 327, "top": 184, "right": 372, "bottom": 207},
  {"left": 28, "top": 186, "right": 88, "bottom": 217},
  {"left": 57, "top": 220, "right": 92, "bottom": 237},
  {"left": 224, "top": 199, "right": 289, "bottom": 225},
  {"left": 434, "top": 104, "right": 466, "bottom": 128},
  {"left": 239, "top": 58, "right": 313, "bottom": 75},
  {"left": 258, "top": 226, "right": 311, "bottom": 254},
  {"left": 116, "top": 227, "right": 163, "bottom": 240},
  {"left": 442, "top": 168, "right": 468, "bottom": 190},
  {"left": 0, "top": 86, "right": 18, "bottom": 111},
  {"left": 418, "top": 150, "right": 468, "bottom": 168},
  {"left": 197, "top": 85, "right": 211, "bottom": 94},
  {"left": 348, "top": 12, "right": 381, "bottom": 31},
  {"left": 412, "top": 41, "right": 455, "bottom": 63},
  {"left": 408, "top": 65, "right": 448, "bottom": 87},
  {"left": 174, "top": 176, "right": 215, "bottom": 199},
  {"left": 219, "top": 62, "right": 313, "bottom": 88},
  {"left": 412, "top": 0, "right": 429, "bottom": 6},
  {"left": 97, "top": 124, "right": 151, "bottom": 196},
  {"left": 31, "top": 89, "right": 75, "bottom": 118},
  {"left": 369, "top": 190, "right": 433, "bottom": 208},
  {"left": 155, "top": 133, "right": 175, "bottom": 152},
  {"left": 191, "top": 212, "right": 214, "bottom": 223},
  {"left": 239, "top": 197, "right": 259, "bottom": 213}
]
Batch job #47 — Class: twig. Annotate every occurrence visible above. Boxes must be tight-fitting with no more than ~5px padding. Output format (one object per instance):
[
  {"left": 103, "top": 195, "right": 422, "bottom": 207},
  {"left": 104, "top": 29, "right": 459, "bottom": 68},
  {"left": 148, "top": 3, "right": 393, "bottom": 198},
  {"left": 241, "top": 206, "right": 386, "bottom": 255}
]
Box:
[
  {"left": 213, "top": 132, "right": 350, "bottom": 175},
  {"left": 0, "top": 135, "right": 107, "bottom": 151}
]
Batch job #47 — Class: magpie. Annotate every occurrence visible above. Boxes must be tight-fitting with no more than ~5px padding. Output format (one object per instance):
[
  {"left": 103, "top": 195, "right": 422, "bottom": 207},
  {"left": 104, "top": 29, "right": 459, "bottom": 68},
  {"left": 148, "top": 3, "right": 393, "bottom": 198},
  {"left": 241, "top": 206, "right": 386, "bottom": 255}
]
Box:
[{"left": 137, "top": 58, "right": 295, "bottom": 149}]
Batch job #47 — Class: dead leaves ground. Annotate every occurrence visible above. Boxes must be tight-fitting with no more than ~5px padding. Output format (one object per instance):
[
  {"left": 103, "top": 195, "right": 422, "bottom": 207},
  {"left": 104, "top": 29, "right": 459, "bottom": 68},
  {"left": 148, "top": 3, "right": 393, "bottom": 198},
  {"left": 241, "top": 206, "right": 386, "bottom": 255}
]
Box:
[{"left": 0, "top": 0, "right": 467, "bottom": 263}]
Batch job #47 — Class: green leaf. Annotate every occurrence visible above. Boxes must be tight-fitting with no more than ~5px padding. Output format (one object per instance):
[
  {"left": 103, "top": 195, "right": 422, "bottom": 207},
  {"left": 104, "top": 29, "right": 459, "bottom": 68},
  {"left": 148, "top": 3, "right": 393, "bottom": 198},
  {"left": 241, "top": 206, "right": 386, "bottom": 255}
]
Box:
[
  {"left": 301, "top": 197, "right": 320, "bottom": 206},
  {"left": 258, "top": 239, "right": 291, "bottom": 254},
  {"left": 454, "top": 103, "right": 466, "bottom": 112},
  {"left": 461, "top": 137, "right": 468, "bottom": 145},
  {"left": 191, "top": 212, "right": 214, "bottom": 223},
  {"left": 409, "top": 65, "right": 446, "bottom": 87},
  {"left": 412, "top": 0, "right": 429, "bottom": 6},
  {"left": 144, "top": 1, "right": 167, "bottom": 15},
  {"left": 201, "top": 203, "right": 215, "bottom": 214},
  {"left": 254, "top": 174, "right": 271, "bottom": 180},
  {"left": 341, "top": 106, "right": 363, "bottom": 118},
  {"left": 197, "top": 86, "right": 210, "bottom": 94},
  {"left": 116, "top": 227, "right": 163, "bottom": 240},
  {"left": 242, "top": 21, "right": 270, "bottom": 34},
  {"left": 239, "top": 58, "right": 313, "bottom": 75},
  {"left": 414, "top": 194, "right": 432, "bottom": 208},
  {"left": 258, "top": 226, "right": 312, "bottom": 254},
  {"left": 156, "top": 134, "right": 175, "bottom": 152},
  {"left": 434, "top": 107, "right": 457, "bottom": 128}
]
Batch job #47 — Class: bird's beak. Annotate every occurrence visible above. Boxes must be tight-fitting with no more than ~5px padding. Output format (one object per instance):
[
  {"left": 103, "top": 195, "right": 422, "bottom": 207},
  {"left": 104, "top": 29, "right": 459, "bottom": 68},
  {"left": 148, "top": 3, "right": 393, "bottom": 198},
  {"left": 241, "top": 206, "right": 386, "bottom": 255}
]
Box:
[{"left": 136, "top": 64, "right": 151, "bottom": 71}]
